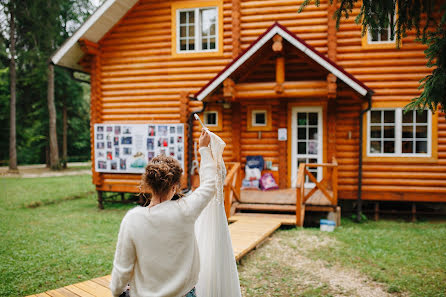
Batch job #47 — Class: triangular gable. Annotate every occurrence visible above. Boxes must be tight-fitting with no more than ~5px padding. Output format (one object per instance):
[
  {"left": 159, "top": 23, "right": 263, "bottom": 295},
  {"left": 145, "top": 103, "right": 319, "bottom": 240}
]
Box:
[
  {"left": 195, "top": 22, "right": 373, "bottom": 100},
  {"left": 51, "top": 0, "right": 138, "bottom": 71}
]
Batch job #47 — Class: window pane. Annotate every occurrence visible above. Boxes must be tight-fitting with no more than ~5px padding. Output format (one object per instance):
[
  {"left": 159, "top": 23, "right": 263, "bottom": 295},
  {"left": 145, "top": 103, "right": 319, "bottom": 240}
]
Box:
[
  {"left": 416, "top": 141, "right": 427, "bottom": 153},
  {"left": 370, "top": 126, "right": 381, "bottom": 138},
  {"left": 180, "top": 26, "right": 186, "bottom": 38},
  {"left": 380, "top": 28, "right": 389, "bottom": 41},
  {"left": 309, "top": 158, "right": 317, "bottom": 163},
  {"left": 205, "top": 112, "right": 216, "bottom": 125},
  {"left": 298, "top": 128, "right": 306, "bottom": 140},
  {"left": 180, "top": 39, "right": 187, "bottom": 51},
  {"left": 189, "top": 40, "right": 195, "bottom": 50},
  {"left": 308, "top": 141, "right": 318, "bottom": 155},
  {"left": 416, "top": 126, "right": 427, "bottom": 138},
  {"left": 308, "top": 128, "right": 318, "bottom": 140},
  {"left": 383, "top": 126, "right": 394, "bottom": 138},
  {"left": 310, "top": 170, "right": 318, "bottom": 180},
  {"left": 402, "top": 141, "right": 413, "bottom": 153},
  {"left": 298, "top": 158, "right": 306, "bottom": 166},
  {"left": 384, "top": 111, "right": 395, "bottom": 123},
  {"left": 209, "top": 37, "right": 216, "bottom": 49},
  {"left": 402, "top": 125, "right": 413, "bottom": 138},
  {"left": 308, "top": 113, "right": 318, "bottom": 125},
  {"left": 180, "top": 11, "right": 187, "bottom": 24},
  {"left": 371, "top": 111, "right": 381, "bottom": 123},
  {"left": 370, "top": 141, "right": 381, "bottom": 153},
  {"left": 298, "top": 142, "right": 306, "bottom": 154},
  {"left": 188, "top": 26, "right": 195, "bottom": 37},
  {"left": 383, "top": 141, "right": 395, "bottom": 153},
  {"left": 210, "top": 23, "right": 216, "bottom": 35},
  {"left": 298, "top": 113, "right": 306, "bottom": 126},
  {"left": 370, "top": 29, "right": 379, "bottom": 41},
  {"left": 188, "top": 11, "right": 194, "bottom": 23},
  {"left": 416, "top": 110, "right": 428, "bottom": 123},
  {"left": 255, "top": 112, "right": 266, "bottom": 125},
  {"left": 402, "top": 111, "right": 413, "bottom": 123},
  {"left": 202, "top": 38, "right": 208, "bottom": 50}
]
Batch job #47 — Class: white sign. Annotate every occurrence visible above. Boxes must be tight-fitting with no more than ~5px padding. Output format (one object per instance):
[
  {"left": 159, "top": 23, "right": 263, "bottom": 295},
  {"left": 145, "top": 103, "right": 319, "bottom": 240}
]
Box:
[
  {"left": 94, "top": 123, "right": 185, "bottom": 173},
  {"left": 278, "top": 128, "right": 287, "bottom": 141}
]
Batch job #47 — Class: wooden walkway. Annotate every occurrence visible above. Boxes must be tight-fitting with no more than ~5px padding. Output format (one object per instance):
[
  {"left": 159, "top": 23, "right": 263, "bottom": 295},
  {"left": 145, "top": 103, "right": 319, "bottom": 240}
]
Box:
[{"left": 27, "top": 214, "right": 293, "bottom": 297}]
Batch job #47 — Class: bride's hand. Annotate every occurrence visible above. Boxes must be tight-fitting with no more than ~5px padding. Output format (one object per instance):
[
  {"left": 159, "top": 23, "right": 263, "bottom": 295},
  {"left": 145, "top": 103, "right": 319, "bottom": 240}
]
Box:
[{"left": 199, "top": 129, "right": 210, "bottom": 148}]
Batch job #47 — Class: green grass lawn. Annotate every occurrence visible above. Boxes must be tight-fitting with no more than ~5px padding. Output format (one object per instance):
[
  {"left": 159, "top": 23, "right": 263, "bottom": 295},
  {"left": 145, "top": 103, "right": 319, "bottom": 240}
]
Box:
[{"left": 1, "top": 175, "right": 445, "bottom": 297}]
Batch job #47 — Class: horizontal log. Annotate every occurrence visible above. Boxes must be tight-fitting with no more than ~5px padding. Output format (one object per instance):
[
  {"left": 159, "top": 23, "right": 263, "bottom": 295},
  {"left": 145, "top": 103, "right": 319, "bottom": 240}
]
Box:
[
  {"left": 101, "top": 73, "right": 215, "bottom": 84},
  {"left": 242, "top": 4, "right": 328, "bottom": 15},
  {"left": 102, "top": 102, "right": 180, "bottom": 108},
  {"left": 362, "top": 178, "right": 446, "bottom": 187},
  {"left": 102, "top": 66, "right": 224, "bottom": 77},
  {"left": 338, "top": 58, "right": 427, "bottom": 68},
  {"left": 337, "top": 51, "right": 426, "bottom": 60},
  {"left": 102, "top": 95, "right": 179, "bottom": 102},
  {"left": 240, "top": 16, "right": 327, "bottom": 27},
  {"left": 362, "top": 185, "right": 446, "bottom": 193},
  {"left": 101, "top": 114, "right": 180, "bottom": 120},
  {"left": 102, "top": 81, "right": 206, "bottom": 90},
  {"left": 102, "top": 107, "right": 179, "bottom": 115}
]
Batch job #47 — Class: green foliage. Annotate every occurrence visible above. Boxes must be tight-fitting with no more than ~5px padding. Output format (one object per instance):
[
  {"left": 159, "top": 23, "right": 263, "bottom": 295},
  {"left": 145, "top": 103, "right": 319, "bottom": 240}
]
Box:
[
  {"left": 0, "top": 0, "right": 97, "bottom": 165},
  {"left": 299, "top": 0, "right": 446, "bottom": 115}
]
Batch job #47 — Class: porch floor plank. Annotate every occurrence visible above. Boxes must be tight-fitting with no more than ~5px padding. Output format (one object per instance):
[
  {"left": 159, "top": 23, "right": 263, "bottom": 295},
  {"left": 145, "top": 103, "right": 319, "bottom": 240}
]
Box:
[{"left": 27, "top": 215, "right": 288, "bottom": 297}]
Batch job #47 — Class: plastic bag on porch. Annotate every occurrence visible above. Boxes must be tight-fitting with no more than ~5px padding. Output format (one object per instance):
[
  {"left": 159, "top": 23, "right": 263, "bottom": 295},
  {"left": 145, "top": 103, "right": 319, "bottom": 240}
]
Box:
[
  {"left": 259, "top": 173, "right": 279, "bottom": 191},
  {"left": 194, "top": 131, "right": 242, "bottom": 297}
]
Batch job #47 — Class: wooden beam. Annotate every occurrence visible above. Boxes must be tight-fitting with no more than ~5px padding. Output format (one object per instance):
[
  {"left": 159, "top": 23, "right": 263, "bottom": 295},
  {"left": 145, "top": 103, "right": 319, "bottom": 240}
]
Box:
[
  {"left": 275, "top": 56, "right": 285, "bottom": 94},
  {"left": 272, "top": 34, "right": 283, "bottom": 53},
  {"left": 235, "top": 81, "right": 328, "bottom": 99},
  {"left": 223, "top": 78, "right": 236, "bottom": 100},
  {"left": 278, "top": 100, "right": 287, "bottom": 188},
  {"left": 231, "top": 0, "right": 241, "bottom": 58},
  {"left": 232, "top": 102, "right": 241, "bottom": 162},
  {"left": 79, "top": 38, "right": 99, "bottom": 56},
  {"left": 179, "top": 91, "right": 189, "bottom": 189}
]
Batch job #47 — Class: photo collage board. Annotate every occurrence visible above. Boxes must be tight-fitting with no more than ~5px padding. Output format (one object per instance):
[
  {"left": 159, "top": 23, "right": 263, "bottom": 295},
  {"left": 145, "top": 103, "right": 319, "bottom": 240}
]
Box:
[{"left": 94, "top": 123, "right": 184, "bottom": 173}]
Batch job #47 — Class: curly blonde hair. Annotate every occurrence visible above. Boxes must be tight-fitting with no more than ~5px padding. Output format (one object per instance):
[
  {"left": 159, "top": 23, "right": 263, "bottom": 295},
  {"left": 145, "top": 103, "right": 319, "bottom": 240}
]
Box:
[{"left": 140, "top": 155, "right": 183, "bottom": 201}]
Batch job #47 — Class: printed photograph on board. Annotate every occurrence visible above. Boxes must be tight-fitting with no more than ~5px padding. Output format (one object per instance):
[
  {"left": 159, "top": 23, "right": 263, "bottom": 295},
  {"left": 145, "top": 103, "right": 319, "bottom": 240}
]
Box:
[
  {"left": 169, "top": 146, "right": 175, "bottom": 157},
  {"left": 178, "top": 145, "right": 183, "bottom": 153},
  {"left": 158, "top": 125, "right": 168, "bottom": 136},
  {"left": 169, "top": 126, "right": 175, "bottom": 134},
  {"left": 147, "top": 138, "right": 155, "bottom": 151},
  {"left": 148, "top": 125, "right": 156, "bottom": 136},
  {"left": 97, "top": 126, "right": 104, "bottom": 132},
  {"left": 114, "top": 136, "right": 119, "bottom": 146},
  {"left": 106, "top": 126, "right": 113, "bottom": 132},
  {"left": 148, "top": 151, "right": 155, "bottom": 162},
  {"left": 120, "top": 158, "right": 126, "bottom": 170},
  {"left": 115, "top": 147, "right": 119, "bottom": 158},
  {"left": 123, "top": 147, "right": 132, "bottom": 155},
  {"left": 130, "top": 152, "right": 147, "bottom": 168},
  {"left": 98, "top": 160, "right": 107, "bottom": 169},
  {"left": 176, "top": 125, "right": 183, "bottom": 134},
  {"left": 111, "top": 161, "right": 117, "bottom": 170},
  {"left": 107, "top": 151, "right": 113, "bottom": 160},
  {"left": 121, "top": 136, "right": 132, "bottom": 145},
  {"left": 97, "top": 142, "right": 104, "bottom": 149},
  {"left": 97, "top": 134, "right": 104, "bottom": 140},
  {"left": 177, "top": 136, "right": 183, "bottom": 143},
  {"left": 107, "top": 141, "right": 112, "bottom": 149},
  {"left": 170, "top": 136, "right": 174, "bottom": 144},
  {"left": 98, "top": 151, "right": 104, "bottom": 158},
  {"left": 123, "top": 126, "right": 131, "bottom": 134}
]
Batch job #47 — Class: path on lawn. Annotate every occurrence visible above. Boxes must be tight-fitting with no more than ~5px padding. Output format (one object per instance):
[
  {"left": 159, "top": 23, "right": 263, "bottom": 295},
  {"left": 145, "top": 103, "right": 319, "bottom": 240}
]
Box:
[
  {"left": 239, "top": 230, "right": 406, "bottom": 297},
  {"left": 0, "top": 162, "right": 91, "bottom": 178}
]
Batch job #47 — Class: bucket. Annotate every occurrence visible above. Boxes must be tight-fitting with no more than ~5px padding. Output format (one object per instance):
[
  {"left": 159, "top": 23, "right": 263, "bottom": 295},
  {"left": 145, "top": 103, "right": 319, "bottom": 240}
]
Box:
[{"left": 320, "top": 219, "right": 336, "bottom": 232}]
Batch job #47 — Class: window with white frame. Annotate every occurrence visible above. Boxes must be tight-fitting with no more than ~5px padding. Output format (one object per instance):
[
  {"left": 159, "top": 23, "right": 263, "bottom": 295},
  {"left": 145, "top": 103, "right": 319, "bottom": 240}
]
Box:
[
  {"left": 368, "top": 14, "right": 396, "bottom": 44},
  {"left": 252, "top": 110, "right": 267, "bottom": 126},
  {"left": 204, "top": 111, "right": 218, "bottom": 126},
  {"left": 177, "top": 7, "right": 217, "bottom": 53},
  {"left": 368, "top": 109, "right": 431, "bottom": 156}
]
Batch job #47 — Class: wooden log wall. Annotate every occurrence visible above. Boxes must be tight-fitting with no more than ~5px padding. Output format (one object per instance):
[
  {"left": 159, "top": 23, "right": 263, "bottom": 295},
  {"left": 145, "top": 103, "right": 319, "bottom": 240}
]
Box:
[{"left": 336, "top": 2, "right": 446, "bottom": 202}]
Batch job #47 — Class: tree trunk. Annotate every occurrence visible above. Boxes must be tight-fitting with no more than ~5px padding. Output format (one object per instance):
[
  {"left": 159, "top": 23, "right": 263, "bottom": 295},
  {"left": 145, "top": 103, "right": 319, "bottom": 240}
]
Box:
[
  {"left": 47, "top": 62, "right": 60, "bottom": 169},
  {"left": 62, "top": 102, "right": 67, "bottom": 169},
  {"left": 8, "top": 3, "right": 18, "bottom": 172}
]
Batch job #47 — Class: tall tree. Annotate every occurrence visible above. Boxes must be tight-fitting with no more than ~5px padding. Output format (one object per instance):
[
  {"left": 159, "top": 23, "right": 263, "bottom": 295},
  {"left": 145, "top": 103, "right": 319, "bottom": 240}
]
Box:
[
  {"left": 299, "top": 0, "right": 446, "bottom": 114},
  {"left": 8, "top": 0, "right": 17, "bottom": 172}
]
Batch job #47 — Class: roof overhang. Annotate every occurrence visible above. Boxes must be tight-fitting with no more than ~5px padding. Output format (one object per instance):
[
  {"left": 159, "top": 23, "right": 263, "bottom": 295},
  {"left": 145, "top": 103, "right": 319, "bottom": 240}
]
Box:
[
  {"left": 51, "top": 0, "right": 138, "bottom": 72},
  {"left": 196, "top": 23, "right": 373, "bottom": 100}
]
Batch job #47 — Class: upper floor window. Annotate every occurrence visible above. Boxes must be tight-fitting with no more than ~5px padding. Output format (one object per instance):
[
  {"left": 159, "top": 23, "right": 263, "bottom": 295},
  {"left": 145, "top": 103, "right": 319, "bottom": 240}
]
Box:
[
  {"left": 177, "top": 7, "right": 217, "bottom": 53},
  {"left": 367, "top": 108, "right": 431, "bottom": 157},
  {"left": 368, "top": 14, "right": 396, "bottom": 44},
  {"left": 204, "top": 110, "right": 218, "bottom": 126}
]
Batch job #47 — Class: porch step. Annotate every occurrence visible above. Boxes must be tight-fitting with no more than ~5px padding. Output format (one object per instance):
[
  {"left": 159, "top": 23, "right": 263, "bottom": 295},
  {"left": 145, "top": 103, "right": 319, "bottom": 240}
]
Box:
[{"left": 236, "top": 203, "right": 296, "bottom": 212}]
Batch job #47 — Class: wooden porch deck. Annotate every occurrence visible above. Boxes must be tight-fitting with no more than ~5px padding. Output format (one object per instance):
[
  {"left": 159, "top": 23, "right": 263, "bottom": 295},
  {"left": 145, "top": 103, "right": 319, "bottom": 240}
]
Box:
[{"left": 27, "top": 214, "right": 291, "bottom": 297}]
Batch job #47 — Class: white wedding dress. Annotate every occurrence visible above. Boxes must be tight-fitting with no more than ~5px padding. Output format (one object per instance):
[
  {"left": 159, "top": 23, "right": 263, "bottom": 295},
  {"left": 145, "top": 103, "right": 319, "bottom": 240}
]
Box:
[{"left": 194, "top": 131, "right": 242, "bottom": 297}]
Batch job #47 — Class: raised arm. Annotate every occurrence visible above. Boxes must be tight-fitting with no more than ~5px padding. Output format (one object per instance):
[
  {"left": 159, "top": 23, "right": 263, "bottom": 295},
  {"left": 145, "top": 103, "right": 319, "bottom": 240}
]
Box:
[
  {"left": 110, "top": 213, "right": 136, "bottom": 297},
  {"left": 182, "top": 131, "right": 217, "bottom": 219}
]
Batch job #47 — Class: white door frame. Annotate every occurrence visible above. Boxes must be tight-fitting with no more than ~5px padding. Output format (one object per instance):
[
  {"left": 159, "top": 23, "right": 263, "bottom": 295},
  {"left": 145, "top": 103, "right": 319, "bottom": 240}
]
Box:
[{"left": 290, "top": 106, "right": 324, "bottom": 188}]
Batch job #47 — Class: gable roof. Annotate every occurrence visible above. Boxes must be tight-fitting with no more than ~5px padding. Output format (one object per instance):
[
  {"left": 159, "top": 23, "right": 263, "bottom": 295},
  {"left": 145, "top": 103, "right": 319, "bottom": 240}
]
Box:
[
  {"left": 195, "top": 23, "right": 373, "bottom": 100},
  {"left": 51, "top": 0, "right": 138, "bottom": 71}
]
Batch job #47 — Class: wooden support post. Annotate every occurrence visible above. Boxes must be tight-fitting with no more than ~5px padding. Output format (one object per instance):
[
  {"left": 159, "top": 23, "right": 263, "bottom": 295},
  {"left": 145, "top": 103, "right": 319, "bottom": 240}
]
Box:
[
  {"left": 231, "top": 0, "right": 241, "bottom": 58},
  {"left": 278, "top": 101, "right": 287, "bottom": 188},
  {"left": 97, "top": 190, "right": 104, "bottom": 209},
  {"left": 275, "top": 56, "right": 285, "bottom": 94},
  {"left": 179, "top": 91, "right": 190, "bottom": 189},
  {"left": 374, "top": 202, "right": 379, "bottom": 221},
  {"left": 232, "top": 102, "right": 241, "bottom": 162},
  {"left": 327, "top": 99, "right": 337, "bottom": 161},
  {"left": 412, "top": 202, "right": 417, "bottom": 222},
  {"left": 327, "top": 0, "right": 337, "bottom": 97},
  {"left": 223, "top": 78, "right": 236, "bottom": 100}
]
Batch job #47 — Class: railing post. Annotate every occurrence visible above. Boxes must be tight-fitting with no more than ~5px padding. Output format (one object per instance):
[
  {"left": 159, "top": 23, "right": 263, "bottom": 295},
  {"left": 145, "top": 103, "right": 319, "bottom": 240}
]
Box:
[{"left": 332, "top": 157, "right": 338, "bottom": 205}]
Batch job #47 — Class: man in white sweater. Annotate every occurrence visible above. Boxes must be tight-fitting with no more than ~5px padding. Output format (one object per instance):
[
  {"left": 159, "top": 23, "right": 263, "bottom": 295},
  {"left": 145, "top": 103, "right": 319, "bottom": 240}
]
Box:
[{"left": 110, "top": 130, "right": 216, "bottom": 297}]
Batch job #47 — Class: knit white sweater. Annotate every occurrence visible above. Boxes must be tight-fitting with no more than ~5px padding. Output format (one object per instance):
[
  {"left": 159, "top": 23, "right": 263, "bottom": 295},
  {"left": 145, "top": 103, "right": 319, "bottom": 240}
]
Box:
[{"left": 110, "top": 147, "right": 217, "bottom": 297}]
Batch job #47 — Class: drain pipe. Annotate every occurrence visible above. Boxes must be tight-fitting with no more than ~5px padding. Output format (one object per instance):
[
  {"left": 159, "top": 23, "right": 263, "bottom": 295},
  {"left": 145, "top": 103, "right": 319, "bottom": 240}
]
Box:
[
  {"left": 357, "top": 93, "right": 372, "bottom": 222},
  {"left": 186, "top": 97, "right": 207, "bottom": 191}
]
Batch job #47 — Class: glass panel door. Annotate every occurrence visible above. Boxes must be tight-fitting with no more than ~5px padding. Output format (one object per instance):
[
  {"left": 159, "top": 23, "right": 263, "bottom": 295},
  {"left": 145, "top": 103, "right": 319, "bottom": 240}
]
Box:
[{"left": 291, "top": 107, "right": 323, "bottom": 187}]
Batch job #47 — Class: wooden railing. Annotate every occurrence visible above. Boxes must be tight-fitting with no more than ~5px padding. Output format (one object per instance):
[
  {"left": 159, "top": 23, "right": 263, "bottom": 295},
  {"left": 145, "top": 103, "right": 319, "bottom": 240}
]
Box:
[
  {"left": 296, "top": 157, "right": 338, "bottom": 226},
  {"left": 224, "top": 162, "right": 241, "bottom": 218}
]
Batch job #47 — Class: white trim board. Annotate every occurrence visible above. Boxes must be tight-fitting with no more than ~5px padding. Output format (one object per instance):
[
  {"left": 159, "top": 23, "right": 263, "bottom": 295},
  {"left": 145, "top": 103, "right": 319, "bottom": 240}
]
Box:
[{"left": 196, "top": 25, "right": 369, "bottom": 101}]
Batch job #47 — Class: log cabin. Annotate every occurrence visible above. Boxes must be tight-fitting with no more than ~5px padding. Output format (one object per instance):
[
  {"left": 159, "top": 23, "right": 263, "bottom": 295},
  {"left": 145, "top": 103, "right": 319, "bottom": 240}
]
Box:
[{"left": 52, "top": 0, "right": 445, "bottom": 224}]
